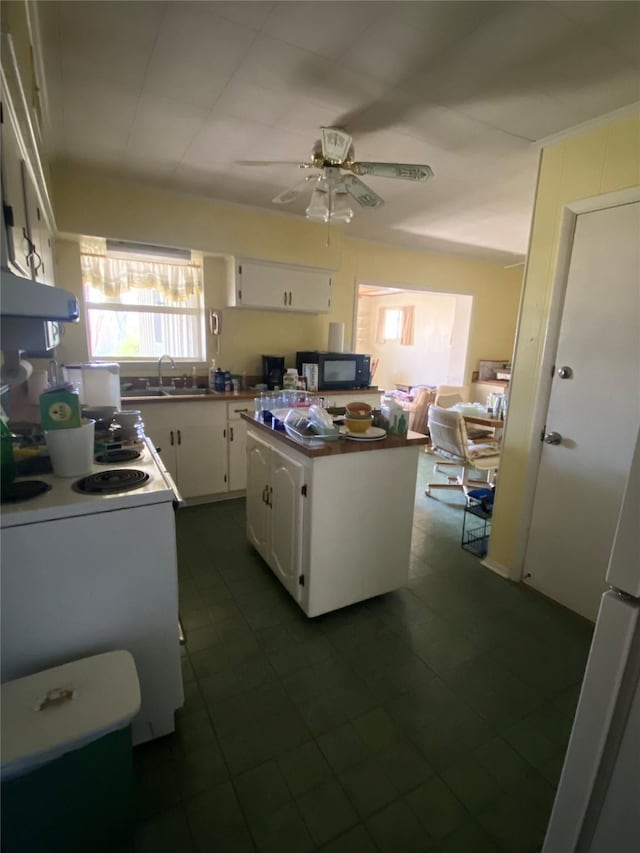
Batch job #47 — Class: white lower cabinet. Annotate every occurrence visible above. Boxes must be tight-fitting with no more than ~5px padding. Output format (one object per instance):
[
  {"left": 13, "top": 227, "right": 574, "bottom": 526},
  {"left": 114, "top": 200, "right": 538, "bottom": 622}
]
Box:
[
  {"left": 245, "top": 421, "right": 421, "bottom": 617},
  {"left": 140, "top": 403, "right": 227, "bottom": 499},
  {"left": 226, "top": 401, "right": 251, "bottom": 492},
  {"left": 246, "top": 431, "right": 306, "bottom": 602},
  {"left": 140, "top": 401, "right": 249, "bottom": 500}
]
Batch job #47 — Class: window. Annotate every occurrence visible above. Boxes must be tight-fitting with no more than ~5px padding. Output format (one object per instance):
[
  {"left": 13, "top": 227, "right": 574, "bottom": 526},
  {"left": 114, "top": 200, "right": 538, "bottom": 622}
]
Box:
[
  {"left": 376, "top": 305, "right": 415, "bottom": 345},
  {"left": 80, "top": 237, "right": 205, "bottom": 361}
]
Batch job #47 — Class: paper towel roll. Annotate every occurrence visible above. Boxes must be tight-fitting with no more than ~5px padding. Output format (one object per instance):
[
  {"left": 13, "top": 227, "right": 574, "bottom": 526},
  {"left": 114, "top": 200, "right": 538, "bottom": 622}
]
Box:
[
  {"left": 0, "top": 357, "right": 33, "bottom": 387},
  {"left": 28, "top": 371, "right": 50, "bottom": 404},
  {"left": 328, "top": 322, "right": 345, "bottom": 352}
]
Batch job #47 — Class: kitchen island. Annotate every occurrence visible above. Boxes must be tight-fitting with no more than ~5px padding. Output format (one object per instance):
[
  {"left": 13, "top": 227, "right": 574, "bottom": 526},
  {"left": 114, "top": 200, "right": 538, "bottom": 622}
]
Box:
[{"left": 242, "top": 414, "right": 428, "bottom": 617}]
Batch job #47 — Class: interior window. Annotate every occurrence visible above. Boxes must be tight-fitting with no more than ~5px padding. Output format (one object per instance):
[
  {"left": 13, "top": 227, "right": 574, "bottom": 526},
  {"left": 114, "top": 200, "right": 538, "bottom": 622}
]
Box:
[
  {"left": 377, "top": 306, "right": 415, "bottom": 345},
  {"left": 80, "top": 237, "right": 205, "bottom": 361},
  {"left": 383, "top": 308, "right": 403, "bottom": 341}
]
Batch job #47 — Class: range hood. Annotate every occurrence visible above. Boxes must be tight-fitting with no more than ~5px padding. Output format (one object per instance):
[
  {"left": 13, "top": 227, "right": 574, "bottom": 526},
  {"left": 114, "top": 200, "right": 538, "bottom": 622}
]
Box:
[{"left": 1, "top": 268, "right": 79, "bottom": 322}]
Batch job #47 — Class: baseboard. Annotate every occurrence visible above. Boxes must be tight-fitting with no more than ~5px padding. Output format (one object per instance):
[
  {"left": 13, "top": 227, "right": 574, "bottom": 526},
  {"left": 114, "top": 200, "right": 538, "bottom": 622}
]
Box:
[{"left": 481, "top": 556, "right": 512, "bottom": 579}]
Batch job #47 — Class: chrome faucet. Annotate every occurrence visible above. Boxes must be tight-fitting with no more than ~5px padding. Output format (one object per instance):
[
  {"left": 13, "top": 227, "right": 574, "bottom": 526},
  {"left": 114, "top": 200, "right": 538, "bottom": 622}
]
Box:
[{"left": 157, "top": 354, "right": 176, "bottom": 388}]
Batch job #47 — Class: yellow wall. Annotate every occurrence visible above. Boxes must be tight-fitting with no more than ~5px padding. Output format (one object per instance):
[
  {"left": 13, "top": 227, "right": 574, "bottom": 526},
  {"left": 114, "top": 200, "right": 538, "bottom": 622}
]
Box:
[
  {"left": 490, "top": 113, "right": 640, "bottom": 573},
  {"left": 51, "top": 170, "right": 521, "bottom": 378}
]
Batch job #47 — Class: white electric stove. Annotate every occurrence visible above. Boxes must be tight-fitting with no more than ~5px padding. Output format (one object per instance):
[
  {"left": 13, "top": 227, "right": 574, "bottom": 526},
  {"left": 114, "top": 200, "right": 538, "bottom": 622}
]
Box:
[
  {"left": 1, "top": 438, "right": 180, "bottom": 528},
  {"left": 0, "top": 437, "right": 184, "bottom": 744}
]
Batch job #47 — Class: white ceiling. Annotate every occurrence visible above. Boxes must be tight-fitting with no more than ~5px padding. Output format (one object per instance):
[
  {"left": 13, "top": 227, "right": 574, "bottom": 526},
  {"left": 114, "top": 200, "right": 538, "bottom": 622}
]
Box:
[{"left": 38, "top": 1, "right": 640, "bottom": 265}]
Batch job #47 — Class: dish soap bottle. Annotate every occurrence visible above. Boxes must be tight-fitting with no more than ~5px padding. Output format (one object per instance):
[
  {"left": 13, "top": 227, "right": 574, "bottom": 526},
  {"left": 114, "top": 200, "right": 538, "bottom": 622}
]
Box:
[{"left": 208, "top": 359, "right": 217, "bottom": 390}]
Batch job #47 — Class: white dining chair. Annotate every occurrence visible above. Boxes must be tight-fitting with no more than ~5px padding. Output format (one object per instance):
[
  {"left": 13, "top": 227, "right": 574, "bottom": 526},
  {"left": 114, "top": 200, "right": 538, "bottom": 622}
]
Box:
[{"left": 426, "top": 405, "right": 500, "bottom": 497}]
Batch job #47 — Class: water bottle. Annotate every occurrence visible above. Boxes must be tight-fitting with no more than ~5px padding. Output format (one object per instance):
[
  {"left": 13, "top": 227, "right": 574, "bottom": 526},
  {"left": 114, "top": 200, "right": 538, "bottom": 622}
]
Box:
[{"left": 214, "top": 368, "right": 225, "bottom": 392}]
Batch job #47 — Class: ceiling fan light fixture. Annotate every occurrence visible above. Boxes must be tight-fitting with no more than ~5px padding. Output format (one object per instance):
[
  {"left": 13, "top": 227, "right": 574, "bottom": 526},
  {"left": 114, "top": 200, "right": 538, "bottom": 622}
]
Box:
[
  {"left": 305, "top": 186, "right": 354, "bottom": 225},
  {"left": 331, "top": 189, "right": 354, "bottom": 224},
  {"left": 306, "top": 188, "right": 331, "bottom": 223}
]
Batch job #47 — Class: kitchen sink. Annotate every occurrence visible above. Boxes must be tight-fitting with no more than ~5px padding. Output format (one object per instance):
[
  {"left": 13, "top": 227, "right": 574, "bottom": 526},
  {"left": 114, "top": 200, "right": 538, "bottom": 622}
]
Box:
[
  {"left": 120, "top": 387, "right": 221, "bottom": 398},
  {"left": 121, "top": 388, "right": 170, "bottom": 398},
  {"left": 163, "top": 388, "right": 218, "bottom": 396}
]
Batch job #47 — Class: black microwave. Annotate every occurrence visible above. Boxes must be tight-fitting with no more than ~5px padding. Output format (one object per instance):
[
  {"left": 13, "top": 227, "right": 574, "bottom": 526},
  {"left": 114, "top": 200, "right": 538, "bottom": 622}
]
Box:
[{"left": 296, "top": 351, "right": 371, "bottom": 390}]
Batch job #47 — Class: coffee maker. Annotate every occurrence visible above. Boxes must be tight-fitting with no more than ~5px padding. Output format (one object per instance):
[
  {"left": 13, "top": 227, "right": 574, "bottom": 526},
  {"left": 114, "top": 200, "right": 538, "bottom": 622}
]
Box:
[{"left": 262, "top": 355, "right": 285, "bottom": 390}]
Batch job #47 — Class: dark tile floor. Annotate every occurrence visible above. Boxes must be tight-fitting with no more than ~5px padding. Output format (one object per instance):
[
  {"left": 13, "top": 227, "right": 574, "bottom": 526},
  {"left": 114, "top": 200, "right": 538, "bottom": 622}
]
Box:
[{"left": 130, "top": 454, "right": 593, "bottom": 853}]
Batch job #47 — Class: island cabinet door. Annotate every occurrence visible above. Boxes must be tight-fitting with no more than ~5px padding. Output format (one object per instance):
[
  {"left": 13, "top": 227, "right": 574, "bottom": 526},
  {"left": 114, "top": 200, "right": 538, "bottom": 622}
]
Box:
[
  {"left": 246, "top": 433, "right": 270, "bottom": 559},
  {"left": 267, "top": 447, "right": 305, "bottom": 601}
]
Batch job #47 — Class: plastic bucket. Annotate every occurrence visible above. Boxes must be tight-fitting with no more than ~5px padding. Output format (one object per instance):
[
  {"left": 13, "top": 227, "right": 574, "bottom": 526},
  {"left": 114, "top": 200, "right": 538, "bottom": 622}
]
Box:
[{"left": 45, "top": 419, "right": 95, "bottom": 477}]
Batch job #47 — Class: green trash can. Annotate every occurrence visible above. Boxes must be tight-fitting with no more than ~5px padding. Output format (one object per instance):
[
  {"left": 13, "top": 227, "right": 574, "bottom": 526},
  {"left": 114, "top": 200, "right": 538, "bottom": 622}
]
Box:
[{"left": 1, "top": 650, "right": 141, "bottom": 853}]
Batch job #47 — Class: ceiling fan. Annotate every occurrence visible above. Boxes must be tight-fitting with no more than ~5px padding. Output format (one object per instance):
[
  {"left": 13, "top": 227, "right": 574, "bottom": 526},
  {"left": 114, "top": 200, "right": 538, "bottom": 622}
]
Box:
[{"left": 237, "top": 128, "right": 433, "bottom": 223}]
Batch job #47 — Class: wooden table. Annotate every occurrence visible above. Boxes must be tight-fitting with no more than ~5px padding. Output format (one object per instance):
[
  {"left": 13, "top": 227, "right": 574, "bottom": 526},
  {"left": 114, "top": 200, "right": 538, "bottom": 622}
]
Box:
[{"left": 463, "top": 413, "right": 504, "bottom": 442}]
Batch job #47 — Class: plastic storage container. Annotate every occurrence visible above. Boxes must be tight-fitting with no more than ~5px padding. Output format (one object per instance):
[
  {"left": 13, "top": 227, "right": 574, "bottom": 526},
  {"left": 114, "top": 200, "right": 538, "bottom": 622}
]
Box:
[
  {"left": 63, "top": 363, "right": 121, "bottom": 409},
  {"left": 380, "top": 396, "right": 408, "bottom": 436},
  {"left": 1, "top": 650, "right": 141, "bottom": 853}
]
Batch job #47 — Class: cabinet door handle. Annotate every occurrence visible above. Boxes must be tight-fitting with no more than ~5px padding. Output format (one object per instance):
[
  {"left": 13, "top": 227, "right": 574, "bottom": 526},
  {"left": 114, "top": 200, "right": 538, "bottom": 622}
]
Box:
[
  {"left": 262, "top": 485, "right": 268, "bottom": 504},
  {"left": 289, "top": 291, "right": 292, "bottom": 306},
  {"left": 22, "top": 226, "right": 35, "bottom": 261},
  {"left": 177, "top": 429, "right": 182, "bottom": 445},
  {"left": 170, "top": 430, "right": 174, "bottom": 446},
  {"left": 230, "top": 426, "right": 234, "bottom": 441},
  {"left": 234, "top": 408, "right": 249, "bottom": 414},
  {"left": 283, "top": 290, "right": 287, "bottom": 306},
  {"left": 268, "top": 486, "right": 273, "bottom": 507}
]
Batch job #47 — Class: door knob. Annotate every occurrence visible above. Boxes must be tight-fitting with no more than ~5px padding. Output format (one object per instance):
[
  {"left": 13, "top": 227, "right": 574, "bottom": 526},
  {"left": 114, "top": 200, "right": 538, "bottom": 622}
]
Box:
[
  {"left": 557, "top": 366, "right": 573, "bottom": 379},
  {"left": 543, "top": 431, "right": 562, "bottom": 445}
]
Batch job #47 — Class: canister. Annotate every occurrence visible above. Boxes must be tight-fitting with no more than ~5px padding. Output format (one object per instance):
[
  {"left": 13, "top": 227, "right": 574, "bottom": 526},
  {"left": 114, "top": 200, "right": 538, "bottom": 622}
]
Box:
[{"left": 63, "top": 363, "right": 121, "bottom": 409}]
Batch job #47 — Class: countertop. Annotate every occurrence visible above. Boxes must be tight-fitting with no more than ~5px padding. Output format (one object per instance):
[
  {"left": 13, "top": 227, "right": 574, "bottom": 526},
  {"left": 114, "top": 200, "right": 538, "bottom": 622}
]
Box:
[
  {"left": 241, "top": 413, "right": 428, "bottom": 459},
  {"left": 120, "top": 388, "right": 382, "bottom": 405}
]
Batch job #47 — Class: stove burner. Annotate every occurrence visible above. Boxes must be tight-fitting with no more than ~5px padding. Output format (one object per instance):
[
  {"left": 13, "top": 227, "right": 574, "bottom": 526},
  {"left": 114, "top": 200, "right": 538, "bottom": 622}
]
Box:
[
  {"left": 95, "top": 449, "right": 142, "bottom": 464},
  {"left": 1, "top": 480, "right": 51, "bottom": 504},
  {"left": 72, "top": 469, "right": 150, "bottom": 495}
]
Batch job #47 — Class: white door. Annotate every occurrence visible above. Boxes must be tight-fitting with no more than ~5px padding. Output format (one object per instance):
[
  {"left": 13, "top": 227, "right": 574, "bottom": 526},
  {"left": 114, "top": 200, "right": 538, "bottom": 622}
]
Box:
[
  {"left": 1, "top": 111, "right": 30, "bottom": 276},
  {"left": 288, "top": 270, "right": 332, "bottom": 313},
  {"left": 236, "top": 260, "right": 289, "bottom": 310},
  {"left": 227, "top": 417, "right": 247, "bottom": 491},
  {"left": 178, "top": 423, "right": 227, "bottom": 498},
  {"left": 268, "top": 447, "right": 305, "bottom": 600},
  {"left": 140, "top": 407, "right": 179, "bottom": 483},
  {"left": 524, "top": 202, "right": 640, "bottom": 620},
  {"left": 246, "top": 433, "right": 270, "bottom": 559}
]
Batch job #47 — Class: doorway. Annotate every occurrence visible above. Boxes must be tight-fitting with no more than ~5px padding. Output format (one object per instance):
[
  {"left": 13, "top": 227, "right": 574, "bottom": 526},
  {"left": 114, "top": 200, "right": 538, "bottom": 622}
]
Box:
[{"left": 354, "top": 284, "right": 473, "bottom": 392}]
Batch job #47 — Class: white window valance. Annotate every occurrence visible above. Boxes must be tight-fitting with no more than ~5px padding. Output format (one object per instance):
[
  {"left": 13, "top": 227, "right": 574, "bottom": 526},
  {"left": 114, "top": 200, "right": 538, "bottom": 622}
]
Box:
[{"left": 80, "top": 237, "right": 202, "bottom": 303}]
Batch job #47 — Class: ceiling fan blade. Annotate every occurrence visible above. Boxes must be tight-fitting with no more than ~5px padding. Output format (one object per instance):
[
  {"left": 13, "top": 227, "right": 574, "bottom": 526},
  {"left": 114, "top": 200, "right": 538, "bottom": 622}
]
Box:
[
  {"left": 349, "top": 161, "right": 433, "bottom": 182},
  {"left": 272, "top": 175, "right": 319, "bottom": 205},
  {"left": 236, "top": 160, "right": 311, "bottom": 168},
  {"left": 343, "top": 175, "right": 384, "bottom": 209},
  {"left": 320, "top": 128, "right": 352, "bottom": 165}
]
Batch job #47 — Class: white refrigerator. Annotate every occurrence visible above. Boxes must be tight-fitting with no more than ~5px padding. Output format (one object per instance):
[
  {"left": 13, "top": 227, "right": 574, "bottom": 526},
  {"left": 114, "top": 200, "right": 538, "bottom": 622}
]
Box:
[{"left": 543, "top": 427, "right": 640, "bottom": 853}]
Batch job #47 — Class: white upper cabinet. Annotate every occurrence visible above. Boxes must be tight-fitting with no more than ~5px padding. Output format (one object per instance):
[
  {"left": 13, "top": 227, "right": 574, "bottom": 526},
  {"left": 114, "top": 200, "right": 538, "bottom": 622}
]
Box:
[
  {"left": 1, "top": 106, "right": 31, "bottom": 277},
  {"left": 21, "top": 162, "right": 55, "bottom": 285},
  {"left": 1, "top": 40, "right": 56, "bottom": 287},
  {"left": 227, "top": 258, "right": 332, "bottom": 313}
]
